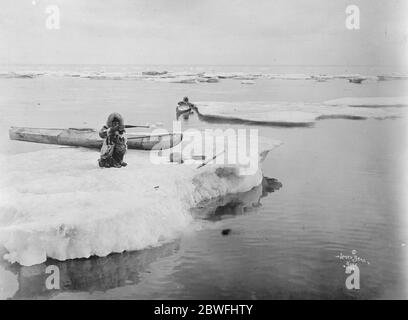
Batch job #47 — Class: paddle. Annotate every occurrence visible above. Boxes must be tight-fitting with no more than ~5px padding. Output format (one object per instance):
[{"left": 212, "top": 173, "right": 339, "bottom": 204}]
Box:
[
  {"left": 126, "top": 135, "right": 158, "bottom": 140},
  {"left": 196, "top": 150, "right": 225, "bottom": 169}
]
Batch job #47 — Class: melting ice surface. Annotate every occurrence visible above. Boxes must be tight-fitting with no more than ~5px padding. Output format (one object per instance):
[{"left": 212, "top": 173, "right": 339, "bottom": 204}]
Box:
[
  {"left": 194, "top": 97, "right": 408, "bottom": 126},
  {"left": 0, "top": 137, "right": 280, "bottom": 266}
]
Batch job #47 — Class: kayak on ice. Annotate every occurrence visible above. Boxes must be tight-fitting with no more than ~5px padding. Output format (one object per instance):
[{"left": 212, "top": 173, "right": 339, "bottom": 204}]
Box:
[{"left": 9, "top": 126, "right": 183, "bottom": 150}]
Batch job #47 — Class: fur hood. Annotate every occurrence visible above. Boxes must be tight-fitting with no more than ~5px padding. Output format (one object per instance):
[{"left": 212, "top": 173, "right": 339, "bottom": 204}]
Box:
[{"left": 106, "top": 112, "right": 124, "bottom": 127}]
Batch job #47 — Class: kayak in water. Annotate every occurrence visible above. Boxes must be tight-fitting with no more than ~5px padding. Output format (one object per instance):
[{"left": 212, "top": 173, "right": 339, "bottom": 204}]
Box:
[
  {"left": 176, "top": 104, "right": 192, "bottom": 114},
  {"left": 176, "top": 96, "right": 195, "bottom": 115},
  {"left": 9, "top": 127, "right": 183, "bottom": 150}
]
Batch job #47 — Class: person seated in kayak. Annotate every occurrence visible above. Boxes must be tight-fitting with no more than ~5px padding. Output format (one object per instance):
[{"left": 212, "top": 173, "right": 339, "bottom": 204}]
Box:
[
  {"left": 178, "top": 96, "right": 194, "bottom": 108},
  {"left": 98, "top": 112, "right": 127, "bottom": 168}
]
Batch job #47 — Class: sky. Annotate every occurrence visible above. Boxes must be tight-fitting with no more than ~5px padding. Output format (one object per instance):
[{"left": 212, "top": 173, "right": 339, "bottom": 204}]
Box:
[{"left": 0, "top": 0, "right": 407, "bottom": 65}]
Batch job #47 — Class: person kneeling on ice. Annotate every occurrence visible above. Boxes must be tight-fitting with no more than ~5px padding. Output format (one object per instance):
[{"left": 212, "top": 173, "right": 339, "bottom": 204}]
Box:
[{"left": 98, "top": 112, "right": 128, "bottom": 168}]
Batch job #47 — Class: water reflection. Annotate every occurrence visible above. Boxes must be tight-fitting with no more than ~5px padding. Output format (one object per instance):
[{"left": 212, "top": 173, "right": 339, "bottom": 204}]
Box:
[
  {"left": 2, "top": 177, "right": 282, "bottom": 299},
  {"left": 192, "top": 177, "right": 282, "bottom": 220},
  {"left": 4, "top": 241, "right": 180, "bottom": 299}
]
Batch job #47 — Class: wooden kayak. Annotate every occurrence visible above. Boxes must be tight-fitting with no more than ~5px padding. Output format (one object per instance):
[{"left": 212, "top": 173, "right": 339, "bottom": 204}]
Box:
[{"left": 9, "top": 127, "right": 183, "bottom": 150}]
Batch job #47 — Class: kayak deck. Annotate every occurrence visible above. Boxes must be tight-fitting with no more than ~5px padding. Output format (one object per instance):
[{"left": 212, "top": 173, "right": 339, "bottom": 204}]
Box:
[{"left": 9, "top": 127, "right": 183, "bottom": 150}]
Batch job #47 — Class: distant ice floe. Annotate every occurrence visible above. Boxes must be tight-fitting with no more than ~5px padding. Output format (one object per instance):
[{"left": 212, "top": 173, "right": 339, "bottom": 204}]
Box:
[
  {"left": 0, "top": 136, "right": 280, "bottom": 266},
  {"left": 142, "top": 71, "right": 168, "bottom": 76},
  {"left": 1, "top": 69, "right": 407, "bottom": 83},
  {"left": 324, "top": 97, "right": 408, "bottom": 108},
  {"left": 0, "top": 72, "right": 42, "bottom": 79},
  {"left": 377, "top": 73, "right": 408, "bottom": 81},
  {"left": 194, "top": 102, "right": 316, "bottom": 126},
  {"left": 193, "top": 98, "right": 407, "bottom": 126},
  {"left": 266, "top": 73, "right": 312, "bottom": 80},
  {"left": 153, "top": 76, "right": 199, "bottom": 84}
]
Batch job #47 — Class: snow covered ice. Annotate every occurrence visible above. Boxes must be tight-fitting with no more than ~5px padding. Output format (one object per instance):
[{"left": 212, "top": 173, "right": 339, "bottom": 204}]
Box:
[
  {"left": 0, "top": 137, "right": 280, "bottom": 266},
  {"left": 324, "top": 96, "right": 408, "bottom": 108},
  {"left": 193, "top": 98, "right": 407, "bottom": 126},
  {"left": 1, "top": 67, "right": 408, "bottom": 83}
]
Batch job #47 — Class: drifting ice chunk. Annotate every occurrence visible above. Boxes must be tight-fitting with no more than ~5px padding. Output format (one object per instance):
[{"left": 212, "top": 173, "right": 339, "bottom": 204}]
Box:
[
  {"left": 265, "top": 73, "right": 311, "bottom": 80},
  {"left": 194, "top": 102, "right": 317, "bottom": 126},
  {"left": 193, "top": 100, "right": 406, "bottom": 126},
  {"left": 153, "top": 76, "right": 198, "bottom": 84},
  {"left": 142, "top": 71, "right": 168, "bottom": 76},
  {"left": 324, "top": 97, "right": 408, "bottom": 108}
]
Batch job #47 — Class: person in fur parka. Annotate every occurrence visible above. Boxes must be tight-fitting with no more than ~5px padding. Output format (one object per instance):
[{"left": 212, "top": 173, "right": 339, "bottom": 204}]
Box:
[{"left": 98, "top": 112, "right": 127, "bottom": 168}]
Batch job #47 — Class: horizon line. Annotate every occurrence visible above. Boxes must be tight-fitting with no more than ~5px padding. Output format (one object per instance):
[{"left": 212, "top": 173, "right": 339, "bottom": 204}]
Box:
[{"left": 0, "top": 63, "right": 407, "bottom": 67}]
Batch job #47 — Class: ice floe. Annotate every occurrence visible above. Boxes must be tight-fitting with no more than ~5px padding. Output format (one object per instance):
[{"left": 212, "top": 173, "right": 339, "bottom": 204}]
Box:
[
  {"left": 193, "top": 99, "right": 407, "bottom": 126},
  {"left": 324, "top": 97, "right": 408, "bottom": 108},
  {"left": 1, "top": 68, "right": 407, "bottom": 83},
  {"left": 0, "top": 136, "right": 280, "bottom": 266}
]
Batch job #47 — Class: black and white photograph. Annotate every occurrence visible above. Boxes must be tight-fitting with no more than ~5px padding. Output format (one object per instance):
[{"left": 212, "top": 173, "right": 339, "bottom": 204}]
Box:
[{"left": 0, "top": 0, "right": 407, "bottom": 304}]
